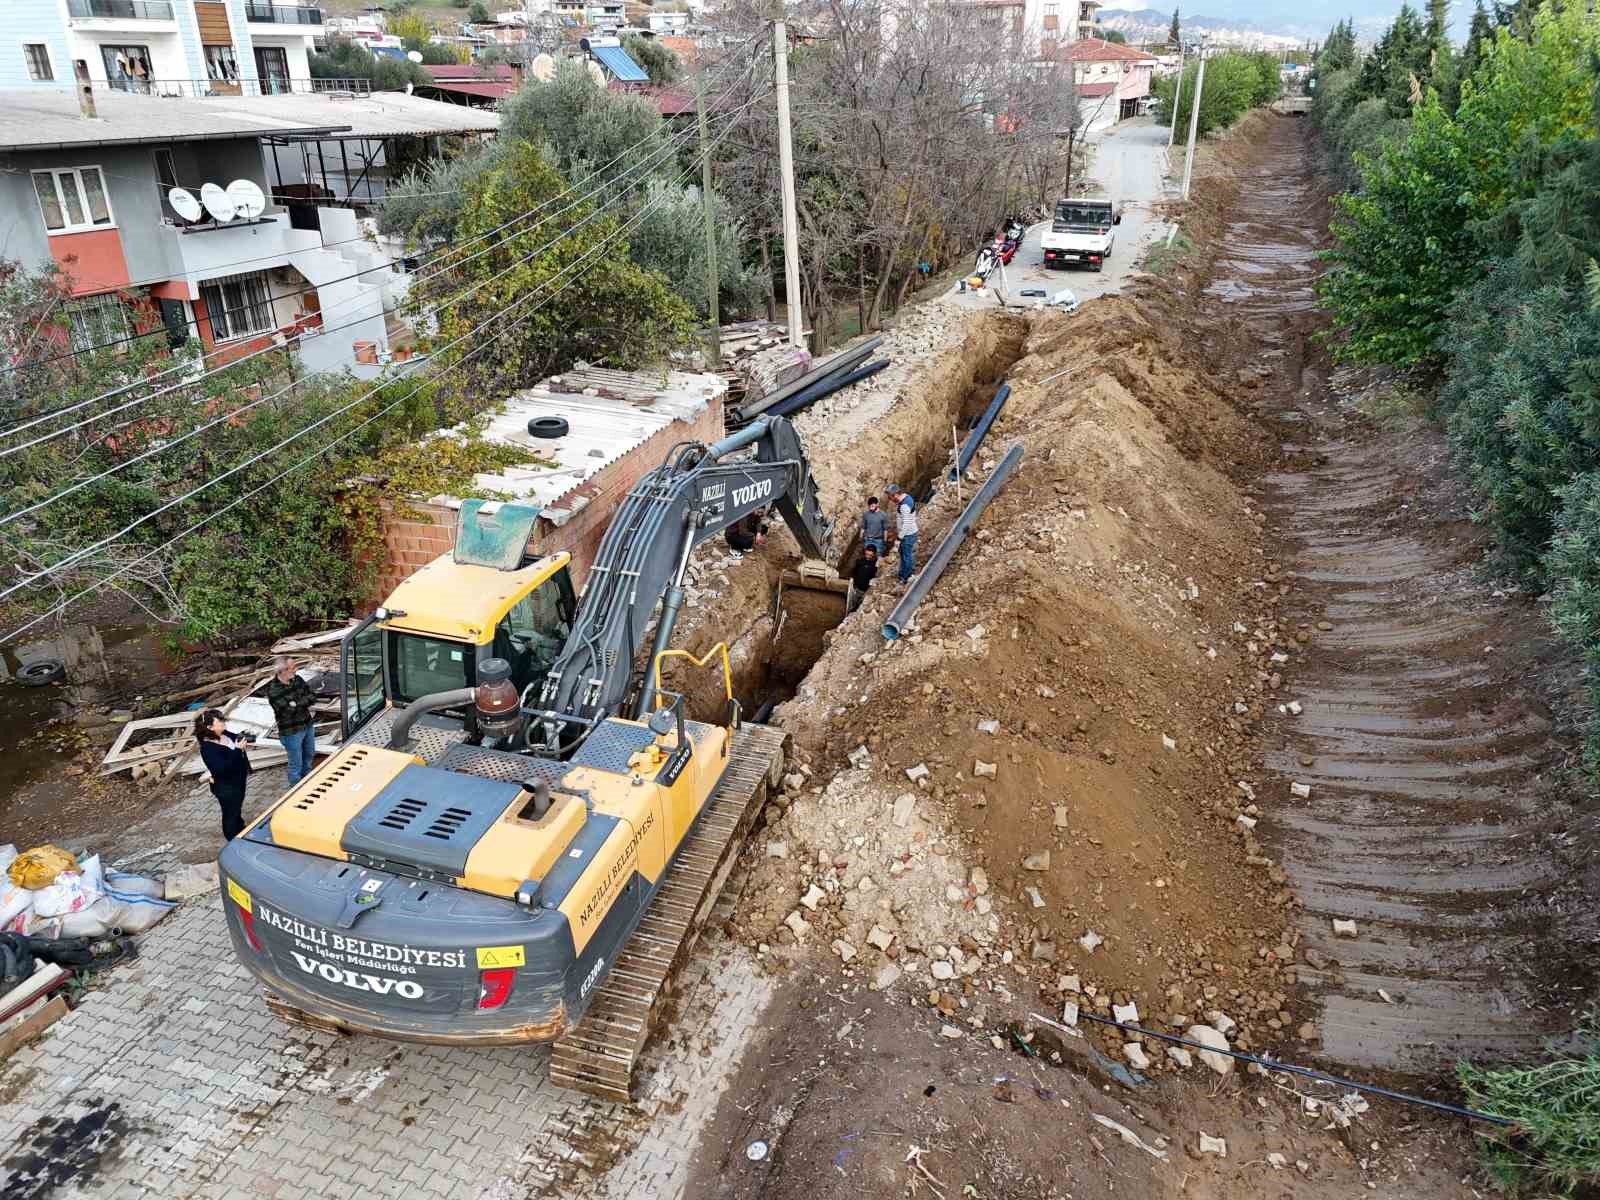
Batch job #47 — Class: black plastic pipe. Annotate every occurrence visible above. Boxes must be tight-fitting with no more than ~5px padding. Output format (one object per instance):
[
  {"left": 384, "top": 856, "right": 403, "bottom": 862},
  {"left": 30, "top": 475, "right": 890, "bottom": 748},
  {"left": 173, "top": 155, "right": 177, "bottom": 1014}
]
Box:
[
  {"left": 883, "top": 444, "right": 1023, "bottom": 641},
  {"left": 949, "top": 381, "right": 1011, "bottom": 481},
  {"left": 769, "top": 358, "right": 890, "bottom": 419},
  {"left": 738, "top": 337, "right": 884, "bottom": 420}
]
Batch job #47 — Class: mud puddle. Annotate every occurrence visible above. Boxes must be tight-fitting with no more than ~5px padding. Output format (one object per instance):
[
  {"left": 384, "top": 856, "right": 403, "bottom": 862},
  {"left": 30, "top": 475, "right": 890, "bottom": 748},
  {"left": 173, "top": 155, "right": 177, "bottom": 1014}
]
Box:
[{"left": 1211, "top": 117, "right": 1594, "bottom": 1073}]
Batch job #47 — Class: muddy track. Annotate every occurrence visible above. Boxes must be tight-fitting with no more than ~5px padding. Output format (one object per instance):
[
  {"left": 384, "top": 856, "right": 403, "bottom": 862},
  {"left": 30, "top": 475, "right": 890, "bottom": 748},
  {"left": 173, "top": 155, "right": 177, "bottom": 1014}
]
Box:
[{"left": 1223, "top": 119, "right": 1595, "bottom": 1074}]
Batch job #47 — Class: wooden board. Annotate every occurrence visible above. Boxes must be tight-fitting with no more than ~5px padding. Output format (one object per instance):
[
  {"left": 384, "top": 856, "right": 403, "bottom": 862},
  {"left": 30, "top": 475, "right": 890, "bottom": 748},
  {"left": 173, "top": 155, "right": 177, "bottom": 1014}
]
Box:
[
  {"left": 194, "top": 1, "right": 232, "bottom": 42},
  {"left": 0, "top": 996, "right": 68, "bottom": 1061}
]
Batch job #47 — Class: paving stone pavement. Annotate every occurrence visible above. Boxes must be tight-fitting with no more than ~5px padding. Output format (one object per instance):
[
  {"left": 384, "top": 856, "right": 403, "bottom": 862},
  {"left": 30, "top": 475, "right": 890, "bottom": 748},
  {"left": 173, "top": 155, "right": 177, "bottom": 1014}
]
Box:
[{"left": 0, "top": 780, "right": 775, "bottom": 1200}]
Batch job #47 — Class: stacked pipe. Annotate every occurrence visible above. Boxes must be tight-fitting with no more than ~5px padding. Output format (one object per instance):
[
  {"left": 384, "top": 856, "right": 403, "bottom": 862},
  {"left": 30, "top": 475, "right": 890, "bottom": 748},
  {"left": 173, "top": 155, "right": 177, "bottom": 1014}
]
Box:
[
  {"left": 737, "top": 336, "right": 885, "bottom": 423},
  {"left": 767, "top": 358, "right": 890, "bottom": 419}
]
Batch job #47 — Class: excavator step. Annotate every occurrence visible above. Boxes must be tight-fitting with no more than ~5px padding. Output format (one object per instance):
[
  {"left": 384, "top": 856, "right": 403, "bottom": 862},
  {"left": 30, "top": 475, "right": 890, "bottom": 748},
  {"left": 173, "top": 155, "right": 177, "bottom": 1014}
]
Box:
[{"left": 548, "top": 721, "right": 787, "bottom": 1103}]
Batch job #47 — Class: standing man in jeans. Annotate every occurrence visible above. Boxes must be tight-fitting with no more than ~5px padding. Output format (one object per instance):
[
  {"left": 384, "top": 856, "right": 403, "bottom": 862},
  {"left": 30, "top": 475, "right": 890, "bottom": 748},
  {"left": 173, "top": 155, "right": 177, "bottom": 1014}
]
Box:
[
  {"left": 860, "top": 496, "right": 889, "bottom": 557},
  {"left": 266, "top": 657, "right": 317, "bottom": 787},
  {"left": 885, "top": 484, "right": 919, "bottom": 584}
]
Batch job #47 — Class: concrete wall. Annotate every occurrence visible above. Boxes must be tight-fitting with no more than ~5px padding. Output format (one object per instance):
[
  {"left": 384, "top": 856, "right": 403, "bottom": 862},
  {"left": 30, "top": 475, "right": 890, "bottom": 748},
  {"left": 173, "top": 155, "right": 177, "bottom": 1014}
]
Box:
[
  {"left": 3, "top": 1, "right": 75, "bottom": 89},
  {"left": 371, "top": 395, "right": 726, "bottom": 604}
]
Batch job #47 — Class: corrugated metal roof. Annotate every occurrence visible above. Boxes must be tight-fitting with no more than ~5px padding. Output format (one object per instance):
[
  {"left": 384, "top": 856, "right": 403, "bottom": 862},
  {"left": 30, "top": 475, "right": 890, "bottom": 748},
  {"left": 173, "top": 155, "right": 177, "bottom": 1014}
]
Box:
[
  {"left": 591, "top": 44, "right": 649, "bottom": 83},
  {"left": 0, "top": 89, "right": 348, "bottom": 152},
  {"left": 423, "top": 368, "right": 727, "bottom": 513},
  {"left": 205, "top": 91, "right": 501, "bottom": 138}
]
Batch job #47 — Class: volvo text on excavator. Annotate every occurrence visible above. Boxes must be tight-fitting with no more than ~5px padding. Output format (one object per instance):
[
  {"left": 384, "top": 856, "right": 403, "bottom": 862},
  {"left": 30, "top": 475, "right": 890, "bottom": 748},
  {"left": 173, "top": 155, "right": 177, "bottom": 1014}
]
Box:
[{"left": 217, "top": 415, "right": 830, "bottom": 1098}]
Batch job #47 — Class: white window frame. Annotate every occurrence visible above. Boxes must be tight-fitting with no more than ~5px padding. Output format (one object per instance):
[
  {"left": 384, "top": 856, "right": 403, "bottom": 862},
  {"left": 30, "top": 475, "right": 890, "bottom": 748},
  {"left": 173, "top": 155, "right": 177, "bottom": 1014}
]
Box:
[
  {"left": 24, "top": 44, "right": 53, "bottom": 81},
  {"left": 199, "top": 270, "right": 276, "bottom": 343},
  {"left": 64, "top": 293, "right": 131, "bottom": 354},
  {"left": 31, "top": 166, "right": 115, "bottom": 235}
]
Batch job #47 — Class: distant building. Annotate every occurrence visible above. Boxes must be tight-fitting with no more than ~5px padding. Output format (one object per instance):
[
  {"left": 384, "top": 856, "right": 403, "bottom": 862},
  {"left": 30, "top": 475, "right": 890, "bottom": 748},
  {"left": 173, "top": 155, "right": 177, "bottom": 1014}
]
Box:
[{"left": 1054, "top": 37, "right": 1156, "bottom": 124}]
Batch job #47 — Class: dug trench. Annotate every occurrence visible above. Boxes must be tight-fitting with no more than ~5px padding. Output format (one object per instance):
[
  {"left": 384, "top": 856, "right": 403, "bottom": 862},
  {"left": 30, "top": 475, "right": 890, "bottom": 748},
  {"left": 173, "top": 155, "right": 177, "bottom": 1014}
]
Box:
[{"left": 650, "top": 111, "right": 1598, "bottom": 1200}]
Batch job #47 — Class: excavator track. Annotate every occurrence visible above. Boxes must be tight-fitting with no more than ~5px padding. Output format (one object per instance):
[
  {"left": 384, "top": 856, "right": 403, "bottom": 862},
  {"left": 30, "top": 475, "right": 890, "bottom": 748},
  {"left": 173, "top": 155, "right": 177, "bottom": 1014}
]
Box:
[{"left": 549, "top": 721, "right": 788, "bottom": 1102}]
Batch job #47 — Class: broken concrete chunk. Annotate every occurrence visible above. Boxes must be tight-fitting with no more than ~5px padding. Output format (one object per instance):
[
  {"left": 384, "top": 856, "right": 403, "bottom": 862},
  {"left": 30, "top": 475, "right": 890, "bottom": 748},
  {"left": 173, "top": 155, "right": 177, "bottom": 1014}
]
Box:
[
  {"left": 1111, "top": 1001, "right": 1140, "bottom": 1026},
  {"left": 973, "top": 760, "right": 998, "bottom": 779},
  {"left": 874, "top": 962, "right": 903, "bottom": 990},
  {"left": 1031, "top": 941, "right": 1056, "bottom": 962},
  {"left": 848, "top": 745, "right": 871, "bottom": 767},
  {"left": 1236, "top": 781, "right": 1257, "bottom": 801},
  {"left": 1025, "top": 886, "right": 1046, "bottom": 909},
  {"left": 892, "top": 793, "right": 916, "bottom": 828},
  {"left": 858, "top": 876, "right": 877, "bottom": 893},
  {"left": 1123, "top": 1043, "right": 1151, "bottom": 1071},
  {"left": 784, "top": 910, "right": 810, "bottom": 939},
  {"left": 931, "top": 960, "right": 956, "bottom": 981},
  {"left": 1053, "top": 805, "right": 1069, "bottom": 829},
  {"left": 1287, "top": 700, "right": 1304, "bottom": 715},
  {"left": 940, "top": 1024, "right": 964, "bottom": 1039},
  {"left": 1290, "top": 782, "right": 1312, "bottom": 798},
  {"left": 783, "top": 771, "right": 806, "bottom": 791},
  {"left": 905, "top": 762, "right": 929, "bottom": 782},
  {"left": 970, "top": 867, "right": 989, "bottom": 895},
  {"left": 966, "top": 624, "right": 986, "bottom": 640},
  {"left": 1208, "top": 1010, "right": 1236, "bottom": 1036},
  {"left": 1332, "top": 918, "right": 1359, "bottom": 937},
  {"left": 1021, "top": 850, "right": 1051, "bottom": 871},
  {"left": 1162, "top": 735, "right": 1177, "bottom": 751},
  {"left": 1037, "top": 685, "right": 1057, "bottom": 699},
  {"left": 766, "top": 841, "right": 788, "bottom": 859},
  {"left": 867, "top": 925, "right": 895, "bottom": 951},
  {"left": 975, "top": 718, "right": 1000, "bottom": 735},
  {"left": 1236, "top": 815, "right": 1257, "bottom": 831},
  {"left": 1166, "top": 1045, "right": 1193, "bottom": 1069},
  {"left": 1059, "top": 974, "right": 1081, "bottom": 994},
  {"left": 1185, "top": 1026, "right": 1234, "bottom": 1076},
  {"left": 1061, "top": 1000, "right": 1080, "bottom": 1027},
  {"left": 832, "top": 939, "right": 857, "bottom": 962},
  {"left": 1079, "top": 929, "right": 1105, "bottom": 953},
  {"left": 800, "top": 884, "right": 826, "bottom": 911},
  {"left": 1267, "top": 1152, "right": 1288, "bottom": 1170},
  {"left": 1198, "top": 1134, "right": 1228, "bottom": 1157}
]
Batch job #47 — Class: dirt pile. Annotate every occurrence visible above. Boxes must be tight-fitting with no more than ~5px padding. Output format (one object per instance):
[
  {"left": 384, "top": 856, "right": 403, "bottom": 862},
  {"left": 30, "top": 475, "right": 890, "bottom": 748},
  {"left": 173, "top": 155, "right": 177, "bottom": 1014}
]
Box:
[{"left": 735, "top": 292, "right": 1336, "bottom": 1070}]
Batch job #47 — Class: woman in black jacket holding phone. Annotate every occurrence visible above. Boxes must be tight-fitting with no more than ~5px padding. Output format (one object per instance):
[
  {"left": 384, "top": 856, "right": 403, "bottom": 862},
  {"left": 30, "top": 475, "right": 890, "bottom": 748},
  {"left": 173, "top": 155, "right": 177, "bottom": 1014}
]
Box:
[{"left": 194, "top": 708, "right": 254, "bottom": 840}]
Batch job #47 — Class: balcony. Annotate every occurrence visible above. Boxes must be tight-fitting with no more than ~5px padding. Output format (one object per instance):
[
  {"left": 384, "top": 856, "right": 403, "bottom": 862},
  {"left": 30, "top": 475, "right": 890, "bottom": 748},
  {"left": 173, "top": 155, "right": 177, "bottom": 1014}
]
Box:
[
  {"left": 244, "top": 3, "right": 325, "bottom": 26},
  {"left": 67, "top": 0, "right": 174, "bottom": 18},
  {"left": 85, "top": 75, "right": 370, "bottom": 97}
]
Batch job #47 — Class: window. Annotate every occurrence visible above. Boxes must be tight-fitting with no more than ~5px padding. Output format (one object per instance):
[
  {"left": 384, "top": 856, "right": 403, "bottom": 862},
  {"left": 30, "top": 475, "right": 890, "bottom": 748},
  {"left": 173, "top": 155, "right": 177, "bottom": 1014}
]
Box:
[
  {"left": 490, "top": 571, "right": 576, "bottom": 698},
  {"left": 100, "top": 44, "right": 153, "bottom": 92},
  {"left": 390, "top": 633, "right": 470, "bottom": 705},
  {"left": 64, "top": 294, "right": 129, "bottom": 354},
  {"left": 204, "top": 43, "right": 240, "bottom": 82},
  {"left": 153, "top": 146, "right": 180, "bottom": 218},
  {"left": 32, "top": 167, "right": 113, "bottom": 234},
  {"left": 24, "top": 44, "right": 53, "bottom": 81},
  {"left": 199, "top": 270, "right": 275, "bottom": 342}
]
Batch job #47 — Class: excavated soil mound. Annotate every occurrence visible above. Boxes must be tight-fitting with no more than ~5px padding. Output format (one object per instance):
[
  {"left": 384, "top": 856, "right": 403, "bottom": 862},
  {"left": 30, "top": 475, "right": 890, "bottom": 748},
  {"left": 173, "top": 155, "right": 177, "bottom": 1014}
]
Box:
[{"left": 733, "top": 293, "right": 1331, "bottom": 1070}]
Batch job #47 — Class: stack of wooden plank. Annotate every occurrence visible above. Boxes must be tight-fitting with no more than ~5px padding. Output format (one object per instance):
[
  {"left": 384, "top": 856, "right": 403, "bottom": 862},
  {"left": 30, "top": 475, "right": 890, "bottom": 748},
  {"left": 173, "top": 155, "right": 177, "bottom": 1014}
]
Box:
[{"left": 0, "top": 962, "right": 69, "bottom": 1061}]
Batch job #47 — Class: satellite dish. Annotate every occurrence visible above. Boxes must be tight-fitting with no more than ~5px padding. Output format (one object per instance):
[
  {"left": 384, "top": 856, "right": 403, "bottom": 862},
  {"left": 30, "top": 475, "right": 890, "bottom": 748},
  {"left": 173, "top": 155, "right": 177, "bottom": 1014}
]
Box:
[
  {"left": 199, "top": 182, "right": 237, "bottom": 223},
  {"left": 586, "top": 59, "right": 605, "bottom": 87},
  {"left": 226, "top": 179, "right": 266, "bottom": 220},
  {"left": 531, "top": 52, "right": 555, "bottom": 82},
  {"left": 407, "top": 49, "right": 423, "bottom": 62},
  {"left": 168, "top": 187, "right": 202, "bottom": 222}
]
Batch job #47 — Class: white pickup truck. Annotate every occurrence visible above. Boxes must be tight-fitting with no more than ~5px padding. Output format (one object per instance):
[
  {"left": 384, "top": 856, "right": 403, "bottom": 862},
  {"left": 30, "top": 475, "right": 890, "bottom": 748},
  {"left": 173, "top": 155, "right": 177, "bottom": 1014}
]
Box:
[{"left": 1041, "top": 197, "right": 1121, "bottom": 273}]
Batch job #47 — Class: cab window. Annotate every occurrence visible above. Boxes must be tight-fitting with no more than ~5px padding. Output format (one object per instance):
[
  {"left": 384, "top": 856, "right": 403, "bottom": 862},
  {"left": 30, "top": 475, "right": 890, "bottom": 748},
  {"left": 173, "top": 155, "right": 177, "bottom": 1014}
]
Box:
[
  {"left": 391, "top": 633, "right": 471, "bottom": 704},
  {"left": 489, "top": 569, "right": 577, "bottom": 698}
]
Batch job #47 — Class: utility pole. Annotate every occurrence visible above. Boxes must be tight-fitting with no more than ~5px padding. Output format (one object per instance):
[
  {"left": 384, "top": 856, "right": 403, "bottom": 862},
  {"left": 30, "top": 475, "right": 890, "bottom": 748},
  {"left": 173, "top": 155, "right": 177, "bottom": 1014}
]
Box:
[
  {"left": 1180, "top": 40, "right": 1207, "bottom": 201},
  {"left": 696, "top": 73, "right": 721, "bottom": 367},
  {"left": 773, "top": 19, "right": 805, "bottom": 349},
  {"left": 1167, "top": 41, "right": 1184, "bottom": 147}
]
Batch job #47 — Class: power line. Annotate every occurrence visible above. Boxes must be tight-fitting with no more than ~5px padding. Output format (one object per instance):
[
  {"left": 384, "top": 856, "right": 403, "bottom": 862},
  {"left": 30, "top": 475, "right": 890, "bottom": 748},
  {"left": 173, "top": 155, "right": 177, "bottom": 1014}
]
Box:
[
  {"left": 0, "top": 44, "right": 765, "bottom": 381},
  {"left": 0, "top": 92, "right": 766, "bottom": 575},
  {"left": 0, "top": 132, "right": 741, "bottom": 642},
  {"left": 0, "top": 80, "right": 767, "bottom": 456}
]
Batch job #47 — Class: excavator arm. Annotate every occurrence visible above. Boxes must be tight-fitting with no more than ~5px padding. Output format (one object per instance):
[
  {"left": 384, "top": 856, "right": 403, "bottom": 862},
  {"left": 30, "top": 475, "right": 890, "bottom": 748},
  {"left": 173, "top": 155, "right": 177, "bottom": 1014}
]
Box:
[{"left": 529, "top": 415, "right": 830, "bottom": 751}]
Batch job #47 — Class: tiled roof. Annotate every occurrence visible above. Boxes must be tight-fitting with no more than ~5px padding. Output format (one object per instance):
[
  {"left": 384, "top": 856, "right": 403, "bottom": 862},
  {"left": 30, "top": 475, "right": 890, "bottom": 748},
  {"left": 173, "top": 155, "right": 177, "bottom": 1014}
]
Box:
[{"left": 1058, "top": 37, "right": 1156, "bottom": 62}]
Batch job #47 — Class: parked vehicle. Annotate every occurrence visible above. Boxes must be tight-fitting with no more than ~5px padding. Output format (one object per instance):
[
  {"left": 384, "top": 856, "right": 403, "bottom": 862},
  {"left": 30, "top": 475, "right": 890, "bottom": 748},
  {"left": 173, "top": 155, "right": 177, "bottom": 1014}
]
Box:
[{"left": 1041, "top": 198, "right": 1120, "bottom": 273}]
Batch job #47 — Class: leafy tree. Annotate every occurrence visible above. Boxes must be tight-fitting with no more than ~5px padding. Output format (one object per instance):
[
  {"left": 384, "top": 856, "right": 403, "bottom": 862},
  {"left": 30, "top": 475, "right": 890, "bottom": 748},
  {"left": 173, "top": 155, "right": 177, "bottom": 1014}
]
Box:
[
  {"left": 309, "top": 39, "right": 427, "bottom": 90},
  {"left": 468, "top": 0, "right": 490, "bottom": 22},
  {"left": 389, "top": 10, "right": 432, "bottom": 51},
  {"left": 1319, "top": 18, "right": 1357, "bottom": 72},
  {"left": 627, "top": 180, "right": 763, "bottom": 318},
  {"left": 1150, "top": 51, "right": 1276, "bottom": 135},
  {"left": 1169, "top": 6, "right": 1180, "bottom": 46},
  {"left": 1100, "top": 29, "right": 1128, "bottom": 44},
  {"left": 422, "top": 141, "right": 693, "bottom": 394},
  {"left": 419, "top": 41, "right": 466, "bottom": 65},
  {"left": 622, "top": 34, "right": 682, "bottom": 85}
]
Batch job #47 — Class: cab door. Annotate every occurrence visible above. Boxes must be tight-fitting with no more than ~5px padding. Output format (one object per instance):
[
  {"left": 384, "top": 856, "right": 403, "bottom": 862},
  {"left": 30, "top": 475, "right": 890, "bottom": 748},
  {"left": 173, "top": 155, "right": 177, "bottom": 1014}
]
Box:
[{"left": 341, "top": 616, "right": 386, "bottom": 737}]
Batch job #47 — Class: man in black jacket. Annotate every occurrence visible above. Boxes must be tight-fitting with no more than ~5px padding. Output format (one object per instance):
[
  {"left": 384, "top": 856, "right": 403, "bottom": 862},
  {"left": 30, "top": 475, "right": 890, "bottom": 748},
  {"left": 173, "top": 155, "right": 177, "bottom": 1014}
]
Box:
[{"left": 265, "top": 657, "right": 317, "bottom": 787}]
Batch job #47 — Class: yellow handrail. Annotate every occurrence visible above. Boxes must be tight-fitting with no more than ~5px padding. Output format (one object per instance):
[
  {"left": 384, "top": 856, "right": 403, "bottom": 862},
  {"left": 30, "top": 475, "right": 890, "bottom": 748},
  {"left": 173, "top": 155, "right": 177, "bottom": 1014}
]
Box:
[{"left": 652, "top": 643, "right": 733, "bottom": 709}]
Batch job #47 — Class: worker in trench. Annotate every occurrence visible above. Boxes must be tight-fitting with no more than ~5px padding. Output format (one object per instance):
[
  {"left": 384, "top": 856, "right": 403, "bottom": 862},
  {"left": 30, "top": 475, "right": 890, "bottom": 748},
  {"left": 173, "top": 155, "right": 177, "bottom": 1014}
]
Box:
[
  {"left": 885, "top": 485, "right": 919, "bottom": 584},
  {"left": 860, "top": 495, "right": 888, "bottom": 557},
  {"left": 726, "top": 507, "right": 770, "bottom": 558},
  {"left": 847, "top": 544, "right": 879, "bottom": 612}
]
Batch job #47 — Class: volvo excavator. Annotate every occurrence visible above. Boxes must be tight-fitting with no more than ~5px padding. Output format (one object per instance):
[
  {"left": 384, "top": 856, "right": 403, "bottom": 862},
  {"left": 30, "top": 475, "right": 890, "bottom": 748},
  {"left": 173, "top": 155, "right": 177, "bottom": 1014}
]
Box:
[{"left": 217, "top": 415, "right": 830, "bottom": 1100}]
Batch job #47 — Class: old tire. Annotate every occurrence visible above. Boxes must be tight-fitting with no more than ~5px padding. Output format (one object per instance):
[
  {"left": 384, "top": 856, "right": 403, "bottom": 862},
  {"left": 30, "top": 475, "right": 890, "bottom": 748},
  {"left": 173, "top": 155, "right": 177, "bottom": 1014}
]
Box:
[
  {"left": 527, "top": 416, "right": 569, "bottom": 439},
  {"left": 16, "top": 659, "right": 64, "bottom": 687}
]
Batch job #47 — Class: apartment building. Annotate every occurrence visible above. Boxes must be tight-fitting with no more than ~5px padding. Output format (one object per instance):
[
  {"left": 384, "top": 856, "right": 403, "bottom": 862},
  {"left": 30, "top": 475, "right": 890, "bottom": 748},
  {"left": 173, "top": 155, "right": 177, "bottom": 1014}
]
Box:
[
  {"left": 6, "top": 0, "right": 325, "bottom": 98},
  {"left": 0, "top": 89, "right": 497, "bottom": 377}
]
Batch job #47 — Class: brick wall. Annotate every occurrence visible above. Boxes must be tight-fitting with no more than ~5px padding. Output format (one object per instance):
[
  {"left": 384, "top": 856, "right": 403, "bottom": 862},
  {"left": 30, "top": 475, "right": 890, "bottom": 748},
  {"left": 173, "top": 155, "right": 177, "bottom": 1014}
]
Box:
[{"left": 368, "top": 395, "right": 724, "bottom": 604}]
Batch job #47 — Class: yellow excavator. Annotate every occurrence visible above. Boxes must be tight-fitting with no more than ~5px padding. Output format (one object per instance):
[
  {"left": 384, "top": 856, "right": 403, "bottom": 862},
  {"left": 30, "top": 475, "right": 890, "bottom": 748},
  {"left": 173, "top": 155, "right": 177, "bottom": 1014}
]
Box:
[{"left": 218, "top": 415, "right": 829, "bottom": 1098}]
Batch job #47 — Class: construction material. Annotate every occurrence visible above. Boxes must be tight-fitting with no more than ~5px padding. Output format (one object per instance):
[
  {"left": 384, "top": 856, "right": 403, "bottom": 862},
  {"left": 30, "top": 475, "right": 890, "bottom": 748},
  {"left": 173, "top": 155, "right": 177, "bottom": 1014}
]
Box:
[
  {"left": 0, "top": 995, "right": 69, "bottom": 1060},
  {"left": 949, "top": 381, "right": 1011, "bottom": 481},
  {"left": 767, "top": 358, "right": 890, "bottom": 419},
  {"left": 883, "top": 444, "right": 1023, "bottom": 641},
  {"left": 737, "top": 337, "right": 882, "bottom": 420}
]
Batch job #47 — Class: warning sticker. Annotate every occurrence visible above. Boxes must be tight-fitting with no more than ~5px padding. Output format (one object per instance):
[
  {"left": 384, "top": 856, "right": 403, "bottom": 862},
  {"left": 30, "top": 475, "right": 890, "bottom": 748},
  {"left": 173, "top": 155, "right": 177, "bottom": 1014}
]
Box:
[
  {"left": 475, "top": 944, "right": 526, "bottom": 969},
  {"left": 227, "top": 878, "right": 252, "bottom": 913}
]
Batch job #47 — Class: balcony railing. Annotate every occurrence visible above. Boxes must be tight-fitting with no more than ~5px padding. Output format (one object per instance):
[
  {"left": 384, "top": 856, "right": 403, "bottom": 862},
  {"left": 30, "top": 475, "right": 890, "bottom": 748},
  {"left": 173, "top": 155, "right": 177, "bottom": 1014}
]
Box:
[
  {"left": 67, "top": 0, "right": 175, "bottom": 19},
  {"left": 245, "top": 3, "right": 324, "bottom": 25},
  {"left": 87, "top": 76, "right": 371, "bottom": 97}
]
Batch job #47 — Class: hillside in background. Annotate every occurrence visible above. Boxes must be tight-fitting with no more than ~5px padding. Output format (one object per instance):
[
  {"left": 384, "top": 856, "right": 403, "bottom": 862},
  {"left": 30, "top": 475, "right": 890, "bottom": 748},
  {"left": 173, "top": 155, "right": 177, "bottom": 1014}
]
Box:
[{"left": 1098, "top": 5, "right": 1404, "bottom": 43}]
